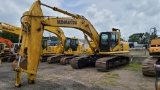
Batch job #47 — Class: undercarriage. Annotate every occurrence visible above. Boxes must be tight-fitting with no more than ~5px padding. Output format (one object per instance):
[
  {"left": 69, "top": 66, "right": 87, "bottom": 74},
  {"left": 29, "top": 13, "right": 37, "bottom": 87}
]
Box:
[
  {"left": 142, "top": 56, "right": 160, "bottom": 76},
  {"left": 70, "top": 55, "right": 130, "bottom": 71}
]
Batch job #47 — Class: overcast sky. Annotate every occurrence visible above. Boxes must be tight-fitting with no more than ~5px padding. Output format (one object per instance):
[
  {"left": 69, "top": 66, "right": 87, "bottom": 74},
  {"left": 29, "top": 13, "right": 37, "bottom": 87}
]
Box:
[{"left": 1, "top": 0, "right": 160, "bottom": 40}]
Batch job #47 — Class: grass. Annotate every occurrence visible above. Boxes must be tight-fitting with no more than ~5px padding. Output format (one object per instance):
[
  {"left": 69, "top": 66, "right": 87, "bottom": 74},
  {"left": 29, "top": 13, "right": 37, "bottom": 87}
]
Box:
[
  {"left": 49, "top": 63, "right": 58, "bottom": 68},
  {"left": 93, "top": 73, "right": 120, "bottom": 86},
  {"left": 101, "top": 73, "right": 119, "bottom": 86},
  {"left": 129, "top": 63, "right": 142, "bottom": 68},
  {"left": 119, "top": 63, "right": 142, "bottom": 71},
  {"left": 104, "top": 73, "right": 119, "bottom": 79},
  {"left": 100, "top": 80, "right": 118, "bottom": 86},
  {"left": 98, "top": 64, "right": 142, "bottom": 86}
]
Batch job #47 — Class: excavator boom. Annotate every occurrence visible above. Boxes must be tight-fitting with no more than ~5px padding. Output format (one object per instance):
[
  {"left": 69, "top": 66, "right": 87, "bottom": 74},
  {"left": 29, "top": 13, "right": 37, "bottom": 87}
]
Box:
[
  {"left": 41, "top": 3, "right": 80, "bottom": 18},
  {"left": 14, "top": 1, "right": 130, "bottom": 86},
  {"left": 43, "top": 17, "right": 99, "bottom": 53},
  {"left": 0, "top": 22, "right": 22, "bottom": 35},
  {"left": 44, "top": 26, "right": 65, "bottom": 46}
]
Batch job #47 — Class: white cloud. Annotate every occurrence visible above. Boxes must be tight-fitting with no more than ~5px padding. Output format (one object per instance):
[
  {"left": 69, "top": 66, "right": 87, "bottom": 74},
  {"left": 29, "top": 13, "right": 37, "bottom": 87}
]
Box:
[
  {"left": 1, "top": 0, "right": 160, "bottom": 41},
  {"left": 85, "top": 4, "right": 116, "bottom": 33},
  {"left": 80, "top": 0, "right": 160, "bottom": 40}
]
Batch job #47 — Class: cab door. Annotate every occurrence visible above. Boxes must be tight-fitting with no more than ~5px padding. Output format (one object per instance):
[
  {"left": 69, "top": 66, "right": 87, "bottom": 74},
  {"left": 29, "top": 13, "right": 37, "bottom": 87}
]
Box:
[
  {"left": 70, "top": 39, "right": 78, "bottom": 51},
  {"left": 99, "top": 33, "right": 110, "bottom": 52},
  {"left": 64, "top": 38, "right": 70, "bottom": 51}
]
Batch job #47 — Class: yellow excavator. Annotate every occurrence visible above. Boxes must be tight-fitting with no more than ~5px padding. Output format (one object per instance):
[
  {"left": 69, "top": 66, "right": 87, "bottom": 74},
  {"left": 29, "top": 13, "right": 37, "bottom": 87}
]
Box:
[
  {"left": 13, "top": 1, "right": 130, "bottom": 87},
  {"left": 142, "top": 27, "right": 160, "bottom": 76},
  {"left": 47, "top": 37, "right": 82, "bottom": 64},
  {"left": 140, "top": 27, "right": 160, "bottom": 90},
  {"left": 0, "top": 22, "right": 66, "bottom": 56},
  {"left": 41, "top": 2, "right": 130, "bottom": 70},
  {"left": 0, "top": 22, "right": 83, "bottom": 64},
  {"left": 42, "top": 26, "right": 66, "bottom": 55}
]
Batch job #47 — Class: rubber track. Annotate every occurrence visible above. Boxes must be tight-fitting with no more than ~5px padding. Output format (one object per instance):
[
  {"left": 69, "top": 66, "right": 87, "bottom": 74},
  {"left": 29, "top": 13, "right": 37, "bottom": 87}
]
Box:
[
  {"left": 142, "top": 56, "right": 159, "bottom": 76},
  {"left": 95, "top": 56, "right": 130, "bottom": 72},
  {"left": 155, "top": 64, "right": 160, "bottom": 90},
  {"left": 70, "top": 56, "right": 89, "bottom": 69},
  {"left": 60, "top": 55, "right": 79, "bottom": 65},
  {"left": 47, "top": 55, "right": 62, "bottom": 64}
]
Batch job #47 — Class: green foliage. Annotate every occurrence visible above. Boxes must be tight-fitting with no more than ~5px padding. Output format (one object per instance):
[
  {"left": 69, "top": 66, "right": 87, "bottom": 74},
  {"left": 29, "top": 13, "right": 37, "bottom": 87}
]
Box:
[
  {"left": 104, "top": 73, "right": 119, "bottom": 79},
  {"left": 129, "top": 63, "right": 142, "bottom": 68},
  {"left": 0, "top": 31, "right": 58, "bottom": 43},
  {"left": 0, "top": 31, "right": 19, "bottom": 43},
  {"left": 122, "top": 63, "right": 142, "bottom": 71},
  {"left": 128, "top": 32, "right": 155, "bottom": 44},
  {"left": 42, "top": 36, "right": 58, "bottom": 40}
]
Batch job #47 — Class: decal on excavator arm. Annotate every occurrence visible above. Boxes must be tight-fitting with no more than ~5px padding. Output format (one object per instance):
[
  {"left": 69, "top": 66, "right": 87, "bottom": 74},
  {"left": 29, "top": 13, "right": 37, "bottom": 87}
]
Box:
[{"left": 57, "top": 20, "right": 77, "bottom": 25}]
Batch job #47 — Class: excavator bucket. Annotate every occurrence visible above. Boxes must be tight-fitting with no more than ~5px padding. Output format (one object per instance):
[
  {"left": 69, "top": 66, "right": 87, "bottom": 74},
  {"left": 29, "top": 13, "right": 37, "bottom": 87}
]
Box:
[{"left": 11, "top": 58, "right": 28, "bottom": 70}]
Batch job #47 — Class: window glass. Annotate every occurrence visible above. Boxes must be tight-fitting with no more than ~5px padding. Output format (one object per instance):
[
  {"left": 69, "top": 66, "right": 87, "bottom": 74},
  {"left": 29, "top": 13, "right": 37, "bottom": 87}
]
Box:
[
  {"left": 101, "top": 34, "right": 108, "bottom": 44},
  {"left": 70, "top": 39, "right": 74, "bottom": 45},
  {"left": 116, "top": 34, "right": 118, "bottom": 42},
  {"left": 66, "top": 39, "right": 71, "bottom": 45},
  {"left": 65, "top": 38, "right": 71, "bottom": 50},
  {"left": 76, "top": 40, "right": 79, "bottom": 45},
  {"left": 112, "top": 34, "right": 115, "bottom": 41}
]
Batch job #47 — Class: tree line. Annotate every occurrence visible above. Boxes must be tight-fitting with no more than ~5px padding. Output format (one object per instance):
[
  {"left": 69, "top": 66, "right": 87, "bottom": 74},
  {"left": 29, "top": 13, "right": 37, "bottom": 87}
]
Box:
[
  {"left": 0, "top": 31, "right": 58, "bottom": 43},
  {"left": 0, "top": 30, "right": 156, "bottom": 44},
  {"left": 128, "top": 32, "right": 156, "bottom": 44}
]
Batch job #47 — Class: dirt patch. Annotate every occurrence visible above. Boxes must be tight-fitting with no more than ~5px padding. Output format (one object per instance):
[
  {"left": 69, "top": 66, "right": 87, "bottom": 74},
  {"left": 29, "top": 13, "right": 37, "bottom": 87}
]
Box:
[{"left": 0, "top": 62, "right": 155, "bottom": 90}]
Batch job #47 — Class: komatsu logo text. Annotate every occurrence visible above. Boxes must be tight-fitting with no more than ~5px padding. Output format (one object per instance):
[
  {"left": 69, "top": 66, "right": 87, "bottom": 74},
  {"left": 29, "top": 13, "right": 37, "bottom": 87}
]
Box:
[{"left": 57, "top": 20, "right": 77, "bottom": 25}]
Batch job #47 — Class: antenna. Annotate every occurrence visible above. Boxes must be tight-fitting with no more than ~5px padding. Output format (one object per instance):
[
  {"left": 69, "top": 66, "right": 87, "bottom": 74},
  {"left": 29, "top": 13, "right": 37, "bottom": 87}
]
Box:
[{"left": 49, "top": 32, "right": 51, "bottom": 40}]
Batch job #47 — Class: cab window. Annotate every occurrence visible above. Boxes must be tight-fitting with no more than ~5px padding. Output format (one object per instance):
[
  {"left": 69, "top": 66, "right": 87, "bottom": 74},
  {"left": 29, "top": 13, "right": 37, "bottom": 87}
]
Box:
[{"left": 101, "top": 34, "right": 109, "bottom": 44}]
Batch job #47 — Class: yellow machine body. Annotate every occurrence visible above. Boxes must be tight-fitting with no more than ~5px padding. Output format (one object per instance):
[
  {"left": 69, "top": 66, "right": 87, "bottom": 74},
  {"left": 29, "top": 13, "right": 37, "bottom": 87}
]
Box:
[{"left": 149, "top": 39, "right": 160, "bottom": 55}]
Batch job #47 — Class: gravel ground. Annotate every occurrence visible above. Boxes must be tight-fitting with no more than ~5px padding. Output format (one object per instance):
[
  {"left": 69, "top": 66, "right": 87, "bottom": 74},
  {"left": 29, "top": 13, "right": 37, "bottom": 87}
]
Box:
[{"left": 0, "top": 62, "right": 155, "bottom": 90}]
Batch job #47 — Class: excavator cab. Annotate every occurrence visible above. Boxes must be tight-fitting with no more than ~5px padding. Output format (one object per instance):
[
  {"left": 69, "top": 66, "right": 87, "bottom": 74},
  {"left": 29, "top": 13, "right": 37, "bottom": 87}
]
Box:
[
  {"left": 64, "top": 38, "right": 78, "bottom": 51},
  {"left": 70, "top": 38, "right": 79, "bottom": 51},
  {"left": 64, "top": 37, "right": 82, "bottom": 54},
  {"left": 99, "top": 32, "right": 119, "bottom": 52}
]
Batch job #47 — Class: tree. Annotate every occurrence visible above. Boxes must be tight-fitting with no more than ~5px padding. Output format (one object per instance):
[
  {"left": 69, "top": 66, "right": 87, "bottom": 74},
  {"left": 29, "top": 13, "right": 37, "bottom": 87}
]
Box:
[
  {"left": 128, "top": 32, "right": 155, "bottom": 44},
  {"left": 0, "top": 31, "right": 19, "bottom": 43},
  {"left": 0, "top": 31, "right": 58, "bottom": 43},
  {"left": 42, "top": 36, "right": 58, "bottom": 41},
  {"left": 128, "top": 33, "right": 142, "bottom": 43}
]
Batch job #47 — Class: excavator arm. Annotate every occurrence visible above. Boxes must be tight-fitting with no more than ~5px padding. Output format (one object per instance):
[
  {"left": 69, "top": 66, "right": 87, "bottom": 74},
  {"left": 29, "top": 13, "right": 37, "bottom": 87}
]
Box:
[
  {"left": 42, "top": 17, "right": 99, "bottom": 53},
  {"left": 0, "top": 22, "right": 22, "bottom": 35},
  {"left": 0, "top": 21, "right": 67, "bottom": 86},
  {"left": 15, "top": 1, "right": 67, "bottom": 86},
  {"left": 41, "top": 3, "right": 100, "bottom": 53},
  {"left": 42, "top": 13, "right": 99, "bottom": 53}
]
